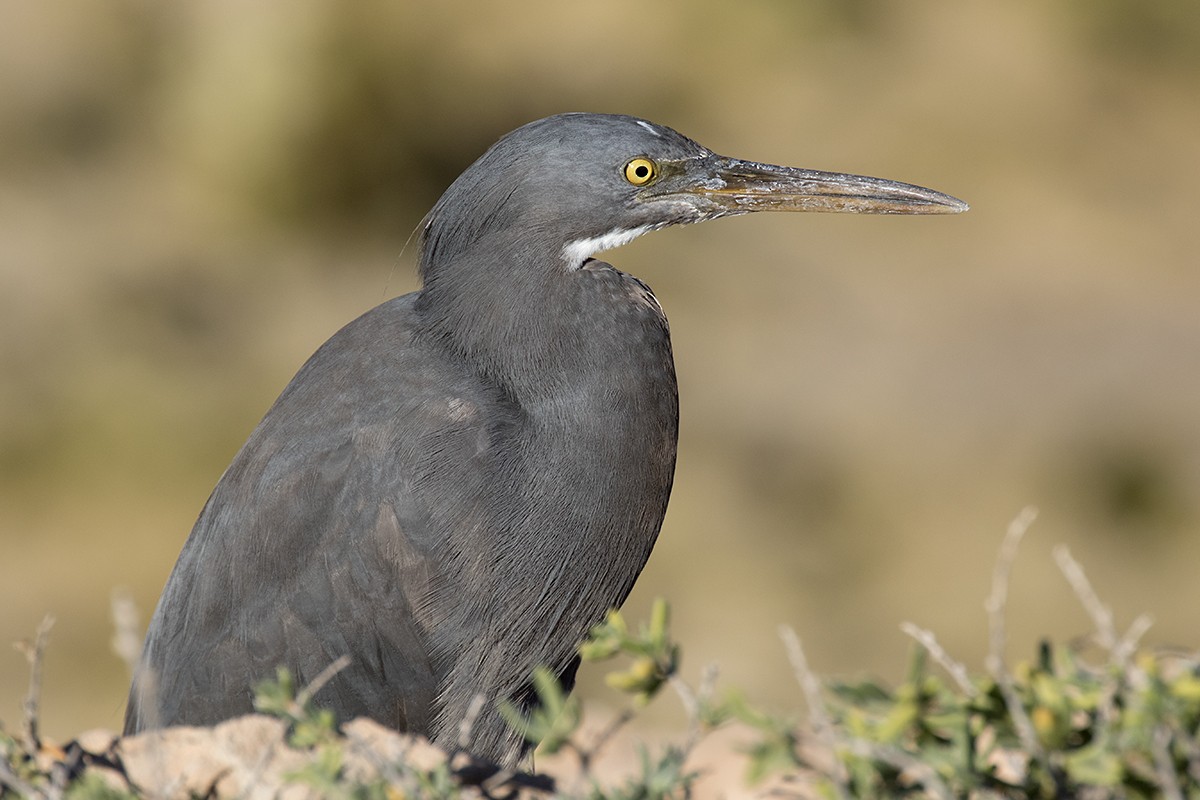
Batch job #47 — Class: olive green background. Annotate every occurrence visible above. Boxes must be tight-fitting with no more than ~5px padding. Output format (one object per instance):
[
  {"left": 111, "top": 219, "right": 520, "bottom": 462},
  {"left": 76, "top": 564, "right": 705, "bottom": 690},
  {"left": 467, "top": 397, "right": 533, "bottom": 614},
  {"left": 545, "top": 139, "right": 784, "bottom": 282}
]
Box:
[{"left": 3, "top": 0, "right": 1200, "bottom": 739}]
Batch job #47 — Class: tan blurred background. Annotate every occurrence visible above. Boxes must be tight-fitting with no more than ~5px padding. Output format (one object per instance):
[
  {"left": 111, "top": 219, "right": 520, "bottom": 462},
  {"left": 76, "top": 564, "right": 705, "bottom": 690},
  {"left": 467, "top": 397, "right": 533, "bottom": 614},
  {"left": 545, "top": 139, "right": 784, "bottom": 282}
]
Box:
[{"left": 3, "top": 0, "right": 1200, "bottom": 740}]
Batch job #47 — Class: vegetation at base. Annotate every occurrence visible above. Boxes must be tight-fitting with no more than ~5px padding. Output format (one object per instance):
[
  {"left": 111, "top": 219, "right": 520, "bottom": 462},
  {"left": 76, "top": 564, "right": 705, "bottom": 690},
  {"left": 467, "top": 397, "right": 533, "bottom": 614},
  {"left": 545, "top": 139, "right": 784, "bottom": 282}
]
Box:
[
  {"left": 785, "top": 638, "right": 1200, "bottom": 798},
  {"left": 2, "top": 528, "right": 1199, "bottom": 798}
]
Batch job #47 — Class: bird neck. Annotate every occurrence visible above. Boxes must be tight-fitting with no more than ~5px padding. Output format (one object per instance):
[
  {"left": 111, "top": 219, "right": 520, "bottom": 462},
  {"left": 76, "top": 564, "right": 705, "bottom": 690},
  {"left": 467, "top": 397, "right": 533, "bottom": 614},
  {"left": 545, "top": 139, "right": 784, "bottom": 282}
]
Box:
[{"left": 415, "top": 239, "right": 585, "bottom": 400}]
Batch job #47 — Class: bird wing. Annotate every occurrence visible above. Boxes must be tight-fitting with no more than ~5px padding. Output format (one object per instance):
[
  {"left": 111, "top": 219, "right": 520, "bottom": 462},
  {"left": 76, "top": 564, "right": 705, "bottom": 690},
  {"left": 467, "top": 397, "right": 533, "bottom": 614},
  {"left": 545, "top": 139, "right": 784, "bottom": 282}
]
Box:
[{"left": 126, "top": 293, "right": 492, "bottom": 735}]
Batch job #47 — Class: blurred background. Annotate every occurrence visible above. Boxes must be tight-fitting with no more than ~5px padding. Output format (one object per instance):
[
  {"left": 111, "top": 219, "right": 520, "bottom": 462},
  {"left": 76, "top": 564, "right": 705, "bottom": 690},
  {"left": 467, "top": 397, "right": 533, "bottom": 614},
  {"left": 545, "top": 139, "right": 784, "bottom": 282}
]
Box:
[{"left": 3, "top": 0, "right": 1200, "bottom": 741}]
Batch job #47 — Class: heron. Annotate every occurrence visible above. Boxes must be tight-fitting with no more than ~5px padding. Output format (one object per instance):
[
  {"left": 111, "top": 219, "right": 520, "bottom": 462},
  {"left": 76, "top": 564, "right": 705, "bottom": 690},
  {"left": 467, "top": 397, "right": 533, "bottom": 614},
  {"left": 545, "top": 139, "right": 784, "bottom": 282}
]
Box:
[{"left": 125, "top": 113, "right": 966, "bottom": 763}]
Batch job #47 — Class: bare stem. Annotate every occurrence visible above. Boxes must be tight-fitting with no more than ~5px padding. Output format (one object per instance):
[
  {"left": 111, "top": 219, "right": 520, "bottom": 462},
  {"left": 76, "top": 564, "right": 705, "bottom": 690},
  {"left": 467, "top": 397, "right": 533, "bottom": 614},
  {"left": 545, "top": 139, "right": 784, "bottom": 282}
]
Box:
[
  {"left": 900, "top": 622, "right": 975, "bottom": 697},
  {"left": 457, "top": 693, "right": 486, "bottom": 751},
  {"left": 0, "top": 759, "right": 43, "bottom": 799},
  {"left": 1152, "top": 726, "right": 1185, "bottom": 800},
  {"left": 295, "top": 654, "right": 352, "bottom": 709},
  {"left": 778, "top": 625, "right": 848, "bottom": 798},
  {"left": 17, "top": 614, "right": 55, "bottom": 753},
  {"left": 110, "top": 587, "right": 143, "bottom": 676},
  {"left": 1114, "top": 613, "right": 1154, "bottom": 669},
  {"left": 844, "top": 739, "right": 953, "bottom": 800},
  {"left": 1052, "top": 545, "right": 1116, "bottom": 649},
  {"left": 1053, "top": 544, "right": 1157, "bottom": 733},
  {"left": 984, "top": 508, "right": 1045, "bottom": 766},
  {"left": 481, "top": 766, "right": 518, "bottom": 796},
  {"left": 580, "top": 707, "right": 635, "bottom": 772},
  {"left": 667, "top": 667, "right": 713, "bottom": 753}
]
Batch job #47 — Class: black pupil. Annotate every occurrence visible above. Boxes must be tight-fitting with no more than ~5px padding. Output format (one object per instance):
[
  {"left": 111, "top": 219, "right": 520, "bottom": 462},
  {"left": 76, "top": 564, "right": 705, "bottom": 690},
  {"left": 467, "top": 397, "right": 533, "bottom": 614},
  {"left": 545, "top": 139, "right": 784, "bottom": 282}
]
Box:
[{"left": 635, "top": 165, "right": 649, "bottom": 178}]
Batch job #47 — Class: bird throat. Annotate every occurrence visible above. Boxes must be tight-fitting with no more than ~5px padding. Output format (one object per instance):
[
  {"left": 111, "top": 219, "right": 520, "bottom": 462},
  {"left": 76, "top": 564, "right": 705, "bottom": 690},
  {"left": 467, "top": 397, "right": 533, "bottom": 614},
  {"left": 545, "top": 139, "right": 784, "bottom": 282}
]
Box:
[{"left": 561, "top": 225, "right": 655, "bottom": 270}]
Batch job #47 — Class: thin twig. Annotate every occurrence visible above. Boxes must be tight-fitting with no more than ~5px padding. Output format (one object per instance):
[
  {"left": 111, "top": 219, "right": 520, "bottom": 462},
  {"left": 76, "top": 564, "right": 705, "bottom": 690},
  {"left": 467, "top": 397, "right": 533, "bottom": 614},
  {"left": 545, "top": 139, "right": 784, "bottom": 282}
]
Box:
[
  {"left": 1176, "top": 721, "right": 1200, "bottom": 787},
  {"left": 568, "top": 706, "right": 636, "bottom": 785},
  {"left": 16, "top": 614, "right": 55, "bottom": 753},
  {"left": 588, "top": 707, "right": 636, "bottom": 756},
  {"left": 1052, "top": 543, "right": 1124, "bottom": 730},
  {"left": 778, "top": 625, "right": 849, "bottom": 799},
  {"left": 457, "top": 693, "right": 486, "bottom": 751},
  {"left": 778, "top": 626, "right": 831, "bottom": 737},
  {"left": 481, "top": 765, "right": 518, "bottom": 796},
  {"left": 1114, "top": 613, "right": 1155, "bottom": 670},
  {"left": 668, "top": 668, "right": 709, "bottom": 753},
  {"left": 295, "top": 654, "right": 352, "bottom": 708},
  {"left": 669, "top": 673, "right": 699, "bottom": 720},
  {"left": 695, "top": 662, "right": 719, "bottom": 704},
  {"left": 583, "top": 710, "right": 638, "bottom": 762},
  {"left": 129, "top": 666, "right": 161, "bottom": 734},
  {"left": 984, "top": 508, "right": 1045, "bottom": 765},
  {"left": 1054, "top": 545, "right": 1156, "bottom": 734},
  {"left": 899, "top": 622, "right": 976, "bottom": 697},
  {"left": 689, "top": 663, "right": 721, "bottom": 747},
  {"left": 0, "top": 758, "right": 43, "bottom": 799},
  {"left": 670, "top": 666, "right": 718, "bottom": 747},
  {"left": 1053, "top": 545, "right": 1117, "bottom": 650},
  {"left": 1152, "top": 726, "right": 1185, "bottom": 800},
  {"left": 844, "top": 739, "right": 954, "bottom": 800},
  {"left": 110, "top": 587, "right": 143, "bottom": 676}
]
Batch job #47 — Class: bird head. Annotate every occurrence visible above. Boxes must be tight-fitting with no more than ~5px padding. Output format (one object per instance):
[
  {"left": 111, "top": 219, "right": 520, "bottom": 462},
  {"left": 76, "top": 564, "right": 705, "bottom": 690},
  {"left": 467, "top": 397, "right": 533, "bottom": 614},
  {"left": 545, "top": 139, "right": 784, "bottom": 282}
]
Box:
[{"left": 420, "top": 113, "right": 967, "bottom": 275}]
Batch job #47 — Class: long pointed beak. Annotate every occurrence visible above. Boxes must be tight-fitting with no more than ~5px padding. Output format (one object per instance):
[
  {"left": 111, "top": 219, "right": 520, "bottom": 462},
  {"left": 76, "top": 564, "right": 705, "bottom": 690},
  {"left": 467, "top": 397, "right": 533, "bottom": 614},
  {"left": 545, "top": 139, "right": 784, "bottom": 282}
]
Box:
[{"left": 654, "top": 155, "right": 968, "bottom": 216}]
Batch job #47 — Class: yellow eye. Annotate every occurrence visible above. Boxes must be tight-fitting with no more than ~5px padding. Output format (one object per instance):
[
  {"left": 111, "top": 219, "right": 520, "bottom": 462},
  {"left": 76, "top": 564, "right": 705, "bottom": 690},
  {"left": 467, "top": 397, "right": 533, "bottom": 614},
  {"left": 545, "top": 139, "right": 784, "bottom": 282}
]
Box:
[{"left": 623, "top": 157, "right": 658, "bottom": 186}]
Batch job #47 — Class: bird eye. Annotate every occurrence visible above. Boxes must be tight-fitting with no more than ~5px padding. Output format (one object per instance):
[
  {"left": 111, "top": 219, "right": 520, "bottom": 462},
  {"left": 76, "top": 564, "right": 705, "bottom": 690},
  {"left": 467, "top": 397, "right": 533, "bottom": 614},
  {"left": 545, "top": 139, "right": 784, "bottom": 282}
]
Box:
[{"left": 623, "top": 157, "right": 658, "bottom": 186}]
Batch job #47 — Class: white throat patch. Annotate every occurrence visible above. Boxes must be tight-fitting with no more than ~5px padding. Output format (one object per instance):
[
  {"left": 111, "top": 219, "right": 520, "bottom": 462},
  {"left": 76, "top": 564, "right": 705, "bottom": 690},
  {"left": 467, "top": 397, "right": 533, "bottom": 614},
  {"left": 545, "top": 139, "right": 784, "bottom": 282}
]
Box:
[{"left": 562, "top": 225, "right": 653, "bottom": 269}]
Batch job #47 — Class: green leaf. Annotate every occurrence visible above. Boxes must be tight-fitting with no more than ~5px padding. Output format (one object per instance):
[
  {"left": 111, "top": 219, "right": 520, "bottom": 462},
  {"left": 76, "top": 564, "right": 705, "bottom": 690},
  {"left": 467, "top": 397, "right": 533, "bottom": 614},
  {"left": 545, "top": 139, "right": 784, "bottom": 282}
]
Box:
[
  {"left": 829, "top": 680, "right": 892, "bottom": 707},
  {"left": 874, "top": 699, "right": 919, "bottom": 744},
  {"left": 647, "top": 597, "right": 669, "bottom": 650},
  {"left": 253, "top": 666, "right": 299, "bottom": 717},
  {"left": 497, "top": 666, "right": 581, "bottom": 754},
  {"left": 1063, "top": 739, "right": 1123, "bottom": 787},
  {"left": 743, "top": 728, "right": 801, "bottom": 785}
]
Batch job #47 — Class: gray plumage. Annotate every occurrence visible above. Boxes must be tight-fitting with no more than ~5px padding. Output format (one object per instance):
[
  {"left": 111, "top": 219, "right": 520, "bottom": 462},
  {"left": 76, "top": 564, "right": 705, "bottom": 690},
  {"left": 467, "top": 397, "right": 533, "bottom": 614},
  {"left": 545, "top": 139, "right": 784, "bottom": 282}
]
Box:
[{"left": 125, "top": 113, "right": 965, "bottom": 763}]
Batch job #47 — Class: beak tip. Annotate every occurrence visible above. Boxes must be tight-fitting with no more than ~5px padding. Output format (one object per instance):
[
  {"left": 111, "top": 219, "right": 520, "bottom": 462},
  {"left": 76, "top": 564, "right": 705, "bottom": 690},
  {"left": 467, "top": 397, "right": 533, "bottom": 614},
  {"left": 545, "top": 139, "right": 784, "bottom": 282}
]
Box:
[
  {"left": 930, "top": 190, "right": 969, "bottom": 214},
  {"left": 928, "top": 194, "right": 968, "bottom": 215}
]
